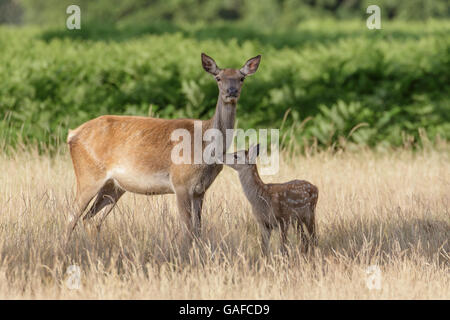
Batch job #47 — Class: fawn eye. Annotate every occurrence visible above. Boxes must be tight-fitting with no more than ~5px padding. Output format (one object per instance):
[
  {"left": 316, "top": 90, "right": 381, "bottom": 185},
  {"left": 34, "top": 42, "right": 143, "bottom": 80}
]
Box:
[
  {"left": 215, "top": 77, "right": 221, "bottom": 82},
  {"left": 240, "top": 77, "right": 245, "bottom": 82}
]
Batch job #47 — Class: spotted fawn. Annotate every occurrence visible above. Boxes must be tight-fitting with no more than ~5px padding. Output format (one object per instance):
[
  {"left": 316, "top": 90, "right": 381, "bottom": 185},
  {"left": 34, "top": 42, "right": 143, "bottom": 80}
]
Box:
[{"left": 224, "top": 144, "right": 318, "bottom": 255}]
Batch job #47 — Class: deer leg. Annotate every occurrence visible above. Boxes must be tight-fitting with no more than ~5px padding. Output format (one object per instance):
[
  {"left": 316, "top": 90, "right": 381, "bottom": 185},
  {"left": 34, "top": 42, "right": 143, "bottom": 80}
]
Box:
[
  {"left": 83, "top": 181, "right": 125, "bottom": 232},
  {"left": 306, "top": 214, "right": 317, "bottom": 251},
  {"left": 175, "top": 189, "right": 195, "bottom": 243},
  {"left": 299, "top": 214, "right": 317, "bottom": 254},
  {"left": 66, "top": 182, "right": 104, "bottom": 244},
  {"left": 67, "top": 142, "right": 107, "bottom": 244},
  {"left": 192, "top": 193, "right": 204, "bottom": 238},
  {"left": 299, "top": 221, "right": 309, "bottom": 253},
  {"left": 260, "top": 224, "right": 272, "bottom": 256},
  {"left": 279, "top": 220, "right": 289, "bottom": 256},
  {"left": 93, "top": 191, "right": 125, "bottom": 232}
]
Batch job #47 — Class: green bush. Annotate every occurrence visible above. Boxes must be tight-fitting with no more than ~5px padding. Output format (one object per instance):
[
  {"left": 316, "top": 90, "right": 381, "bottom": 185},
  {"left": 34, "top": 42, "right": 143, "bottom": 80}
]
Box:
[
  {"left": 16, "top": 0, "right": 450, "bottom": 27},
  {"left": 0, "top": 20, "right": 449, "bottom": 150}
]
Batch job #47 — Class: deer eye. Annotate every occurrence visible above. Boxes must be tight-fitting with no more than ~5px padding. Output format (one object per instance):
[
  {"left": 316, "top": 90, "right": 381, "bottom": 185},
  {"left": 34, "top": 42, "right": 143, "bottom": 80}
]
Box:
[
  {"left": 240, "top": 77, "right": 245, "bottom": 82},
  {"left": 215, "top": 77, "right": 221, "bottom": 82},
  {"left": 234, "top": 154, "right": 238, "bottom": 160}
]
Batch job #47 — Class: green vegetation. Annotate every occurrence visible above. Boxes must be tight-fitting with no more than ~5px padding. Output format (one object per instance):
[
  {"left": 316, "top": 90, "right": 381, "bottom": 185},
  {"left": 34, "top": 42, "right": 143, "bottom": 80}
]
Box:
[
  {"left": 0, "top": 18, "right": 449, "bottom": 150},
  {"left": 4, "top": 0, "right": 449, "bottom": 25}
]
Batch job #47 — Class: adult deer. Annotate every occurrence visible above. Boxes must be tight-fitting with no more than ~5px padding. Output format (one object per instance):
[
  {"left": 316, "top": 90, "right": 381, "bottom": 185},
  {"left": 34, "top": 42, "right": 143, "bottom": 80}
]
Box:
[{"left": 66, "top": 53, "right": 261, "bottom": 243}]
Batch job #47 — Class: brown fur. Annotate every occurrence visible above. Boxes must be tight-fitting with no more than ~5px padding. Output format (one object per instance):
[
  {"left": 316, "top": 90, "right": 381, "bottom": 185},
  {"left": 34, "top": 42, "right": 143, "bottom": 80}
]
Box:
[{"left": 65, "top": 53, "right": 262, "bottom": 244}]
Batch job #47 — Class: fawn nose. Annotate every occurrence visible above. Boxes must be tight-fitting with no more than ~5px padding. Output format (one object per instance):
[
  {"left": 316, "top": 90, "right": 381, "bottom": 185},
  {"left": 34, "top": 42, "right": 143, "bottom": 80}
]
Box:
[{"left": 227, "top": 87, "right": 238, "bottom": 97}]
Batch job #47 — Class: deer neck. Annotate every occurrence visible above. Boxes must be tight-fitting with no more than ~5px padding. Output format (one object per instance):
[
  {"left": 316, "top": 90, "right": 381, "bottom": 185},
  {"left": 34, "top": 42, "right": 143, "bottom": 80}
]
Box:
[
  {"left": 238, "top": 166, "right": 271, "bottom": 210},
  {"left": 210, "top": 95, "right": 236, "bottom": 146}
]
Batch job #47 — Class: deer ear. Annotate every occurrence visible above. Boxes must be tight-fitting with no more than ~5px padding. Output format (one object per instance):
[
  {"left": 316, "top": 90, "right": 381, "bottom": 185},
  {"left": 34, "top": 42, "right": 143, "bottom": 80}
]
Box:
[
  {"left": 248, "top": 144, "right": 260, "bottom": 163},
  {"left": 201, "top": 53, "right": 220, "bottom": 76},
  {"left": 240, "top": 55, "right": 261, "bottom": 76}
]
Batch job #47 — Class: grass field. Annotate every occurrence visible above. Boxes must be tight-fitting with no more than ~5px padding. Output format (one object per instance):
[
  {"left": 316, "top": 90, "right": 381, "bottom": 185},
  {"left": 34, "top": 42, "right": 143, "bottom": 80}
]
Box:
[
  {"left": 0, "top": 146, "right": 448, "bottom": 299},
  {"left": 1, "top": 0, "right": 449, "bottom": 302}
]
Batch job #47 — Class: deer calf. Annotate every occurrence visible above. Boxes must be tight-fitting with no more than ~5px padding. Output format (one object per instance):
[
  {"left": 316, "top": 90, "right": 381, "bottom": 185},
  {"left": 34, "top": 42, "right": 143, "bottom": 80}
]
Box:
[{"left": 224, "top": 144, "right": 318, "bottom": 255}]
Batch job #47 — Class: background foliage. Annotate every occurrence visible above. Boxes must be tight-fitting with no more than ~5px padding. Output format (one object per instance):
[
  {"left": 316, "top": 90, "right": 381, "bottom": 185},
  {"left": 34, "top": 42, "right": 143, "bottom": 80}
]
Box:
[
  {"left": 0, "top": 1, "right": 449, "bottom": 150},
  {"left": 3, "top": 0, "right": 449, "bottom": 25}
]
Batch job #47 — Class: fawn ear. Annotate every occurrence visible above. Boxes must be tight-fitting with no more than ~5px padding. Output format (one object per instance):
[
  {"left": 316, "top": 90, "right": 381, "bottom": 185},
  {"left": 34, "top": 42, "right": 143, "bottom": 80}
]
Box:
[
  {"left": 240, "top": 55, "right": 261, "bottom": 76},
  {"left": 201, "top": 53, "right": 220, "bottom": 76},
  {"left": 248, "top": 144, "right": 260, "bottom": 163}
]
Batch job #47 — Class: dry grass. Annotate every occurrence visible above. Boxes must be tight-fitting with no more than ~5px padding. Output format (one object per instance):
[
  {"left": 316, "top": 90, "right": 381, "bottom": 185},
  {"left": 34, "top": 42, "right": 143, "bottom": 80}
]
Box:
[{"left": 0, "top": 147, "right": 448, "bottom": 299}]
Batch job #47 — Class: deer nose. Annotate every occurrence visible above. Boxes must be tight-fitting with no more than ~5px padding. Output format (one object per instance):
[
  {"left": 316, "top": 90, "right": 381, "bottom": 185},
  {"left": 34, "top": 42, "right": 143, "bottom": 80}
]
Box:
[{"left": 227, "top": 87, "right": 238, "bottom": 96}]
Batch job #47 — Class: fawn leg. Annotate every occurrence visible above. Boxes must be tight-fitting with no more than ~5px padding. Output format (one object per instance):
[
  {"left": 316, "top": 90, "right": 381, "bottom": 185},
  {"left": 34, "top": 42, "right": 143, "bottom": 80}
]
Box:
[
  {"left": 260, "top": 224, "right": 272, "bottom": 256},
  {"left": 280, "top": 220, "right": 289, "bottom": 256},
  {"left": 306, "top": 214, "right": 317, "bottom": 251}
]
